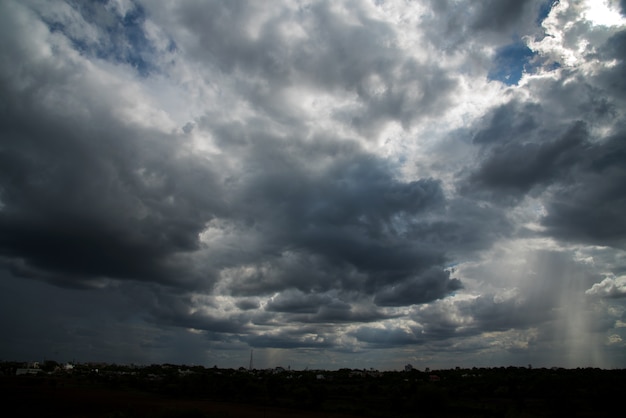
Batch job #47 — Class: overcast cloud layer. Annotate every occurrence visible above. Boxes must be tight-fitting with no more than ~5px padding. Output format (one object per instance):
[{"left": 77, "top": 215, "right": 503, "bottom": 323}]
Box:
[{"left": 1, "top": 0, "right": 626, "bottom": 370}]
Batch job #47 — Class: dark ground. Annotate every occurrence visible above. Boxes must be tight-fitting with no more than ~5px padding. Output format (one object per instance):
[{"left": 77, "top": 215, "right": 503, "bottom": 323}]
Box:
[
  {"left": 1, "top": 365, "right": 624, "bottom": 417},
  {"left": 1, "top": 376, "right": 359, "bottom": 418}
]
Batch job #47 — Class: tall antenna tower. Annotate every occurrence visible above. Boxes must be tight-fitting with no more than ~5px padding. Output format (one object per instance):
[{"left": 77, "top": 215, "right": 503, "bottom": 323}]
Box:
[{"left": 249, "top": 349, "right": 253, "bottom": 371}]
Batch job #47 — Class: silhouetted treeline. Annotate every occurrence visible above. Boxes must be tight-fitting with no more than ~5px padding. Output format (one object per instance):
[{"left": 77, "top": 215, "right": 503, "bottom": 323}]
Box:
[{"left": 2, "top": 362, "right": 624, "bottom": 417}]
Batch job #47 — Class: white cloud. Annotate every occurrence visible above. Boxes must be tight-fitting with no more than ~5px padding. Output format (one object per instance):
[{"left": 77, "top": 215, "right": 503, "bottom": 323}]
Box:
[
  {"left": 583, "top": 0, "right": 626, "bottom": 27},
  {"left": 607, "top": 334, "right": 622, "bottom": 345},
  {"left": 586, "top": 275, "right": 626, "bottom": 298}
]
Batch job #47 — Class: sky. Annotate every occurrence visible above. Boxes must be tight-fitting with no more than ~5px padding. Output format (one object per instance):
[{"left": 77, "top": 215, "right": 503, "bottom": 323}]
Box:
[{"left": 1, "top": 0, "right": 626, "bottom": 371}]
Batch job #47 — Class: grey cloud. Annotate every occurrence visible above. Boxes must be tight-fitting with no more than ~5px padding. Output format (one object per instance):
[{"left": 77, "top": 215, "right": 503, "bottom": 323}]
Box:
[
  {"left": 405, "top": 197, "right": 513, "bottom": 256},
  {"left": 3, "top": 0, "right": 626, "bottom": 368},
  {"left": 541, "top": 132, "right": 626, "bottom": 248},
  {"left": 146, "top": 291, "right": 251, "bottom": 334},
  {"left": 462, "top": 31, "right": 626, "bottom": 242},
  {"left": 374, "top": 268, "right": 462, "bottom": 307},
  {"left": 409, "top": 250, "right": 603, "bottom": 344},
  {"left": 470, "top": 0, "right": 541, "bottom": 33},
  {"left": 263, "top": 290, "right": 392, "bottom": 324},
  {"left": 292, "top": 1, "right": 399, "bottom": 91},
  {"left": 422, "top": 0, "right": 550, "bottom": 53},
  {"left": 0, "top": 269, "right": 206, "bottom": 364},
  {"left": 458, "top": 293, "right": 554, "bottom": 333},
  {"left": 598, "top": 30, "right": 626, "bottom": 98},
  {"left": 311, "top": 303, "right": 389, "bottom": 323},
  {"left": 472, "top": 101, "right": 541, "bottom": 145},
  {"left": 348, "top": 60, "right": 459, "bottom": 134},
  {"left": 603, "top": 30, "right": 626, "bottom": 60},
  {"left": 0, "top": 111, "right": 224, "bottom": 287},
  {"left": 182, "top": 122, "right": 195, "bottom": 134},
  {"left": 266, "top": 289, "right": 334, "bottom": 314},
  {"left": 245, "top": 327, "right": 335, "bottom": 349},
  {"left": 236, "top": 298, "right": 261, "bottom": 311},
  {"left": 411, "top": 305, "right": 469, "bottom": 341},
  {"left": 161, "top": 311, "right": 249, "bottom": 334},
  {"left": 159, "top": 0, "right": 458, "bottom": 133},
  {"left": 166, "top": 0, "right": 296, "bottom": 75},
  {"left": 528, "top": 32, "right": 626, "bottom": 249},
  {"left": 217, "top": 134, "right": 458, "bottom": 302},
  {"left": 469, "top": 120, "right": 589, "bottom": 195},
  {"left": 353, "top": 324, "right": 423, "bottom": 347},
  {"left": 0, "top": 34, "right": 224, "bottom": 288}
]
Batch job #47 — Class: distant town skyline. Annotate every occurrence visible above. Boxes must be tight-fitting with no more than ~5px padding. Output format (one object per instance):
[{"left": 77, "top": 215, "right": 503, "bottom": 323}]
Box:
[{"left": 1, "top": 0, "right": 626, "bottom": 371}]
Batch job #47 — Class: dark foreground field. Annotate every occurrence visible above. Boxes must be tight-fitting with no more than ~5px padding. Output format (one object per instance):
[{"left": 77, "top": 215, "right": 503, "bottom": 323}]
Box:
[
  {"left": 2, "top": 365, "right": 624, "bottom": 417},
  {"left": 1, "top": 376, "right": 358, "bottom": 418}
]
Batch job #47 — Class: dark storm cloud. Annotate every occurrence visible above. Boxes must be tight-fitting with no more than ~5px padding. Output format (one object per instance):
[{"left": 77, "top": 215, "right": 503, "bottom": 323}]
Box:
[
  {"left": 3, "top": 0, "right": 626, "bottom": 368},
  {"left": 214, "top": 131, "right": 462, "bottom": 302},
  {"left": 235, "top": 298, "right": 261, "bottom": 311},
  {"left": 138, "top": 289, "right": 254, "bottom": 335},
  {"left": 244, "top": 326, "right": 335, "bottom": 349},
  {"left": 0, "top": 0, "right": 467, "bottom": 344},
  {"left": 350, "top": 248, "right": 590, "bottom": 349},
  {"left": 463, "top": 26, "right": 626, "bottom": 245},
  {"left": 598, "top": 29, "right": 626, "bottom": 97},
  {"left": 353, "top": 325, "right": 423, "bottom": 347},
  {"left": 471, "top": 0, "right": 540, "bottom": 33},
  {"left": 545, "top": 31, "right": 626, "bottom": 246},
  {"left": 263, "top": 290, "right": 392, "bottom": 324},
  {"left": 374, "top": 268, "right": 462, "bottom": 307},
  {"left": 541, "top": 132, "right": 626, "bottom": 248},
  {"left": 469, "top": 119, "right": 589, "bottom": 195},
  {"left": 437, "top": 197, "right": 513, "bottom": 254},
  {"left": 0, "top": 268, "right": 204, "bottom": 364},
  {"left": 156, "top": 308, "right": 250, "bottom": 335},
  {"left": 423, "top": 0, "right": 551, "bottom": 53},
  {"left": 266, "top": 289, "right": 334, "bottom": 314},
  {"left": 0, "top": 22, "right": 224, "bottom": 288},
  {"left": 310, "top": 302, "right": 389, "bottom": 323},
  {"left": 134, "top": 0, "right": 481, "bottom": 312}
]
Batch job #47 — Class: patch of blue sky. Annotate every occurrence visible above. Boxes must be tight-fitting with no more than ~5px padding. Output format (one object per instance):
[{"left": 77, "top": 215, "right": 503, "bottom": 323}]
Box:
[
  {"left": 108, "top": 4, "right": 155, "bottom": 76},
  {"left": 486, "top": 1, "right": 560, "bottom": 86},
  {"left": 488, "top": 0, "right": 563, "bottom": 88},
  {"left": 536, "top": 0, "right": 559, "bottom": 26},
  {"left": 488, "top": 40, "right": 537, "bottom": 85},
  {"left": 43, "top": 0, "right": 158, "bottom": 77}
]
